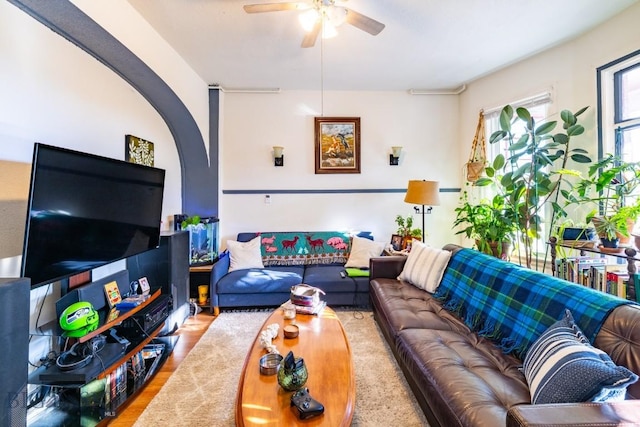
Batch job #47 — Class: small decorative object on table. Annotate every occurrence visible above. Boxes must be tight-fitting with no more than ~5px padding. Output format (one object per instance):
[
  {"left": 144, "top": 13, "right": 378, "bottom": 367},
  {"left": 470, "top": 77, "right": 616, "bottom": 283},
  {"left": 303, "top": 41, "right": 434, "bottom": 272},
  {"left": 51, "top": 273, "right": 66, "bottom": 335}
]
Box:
[
  {"left": 282, "top": 302, "right": 296, "bottom": 320},
  {"left": 283, "top": 324, "right": 299, "bottom": 339},
  {"left": 277, "top": 351, "right": 308, "bottom": 391},
  {"left": 259, "top": 323, "right": 280, "bottom": 354},
  {"left": 259, "top": 353, "right": 283, "bottom": 376},
  {"left": 291, "top": 387, "right": 325, "bottom": 420}
]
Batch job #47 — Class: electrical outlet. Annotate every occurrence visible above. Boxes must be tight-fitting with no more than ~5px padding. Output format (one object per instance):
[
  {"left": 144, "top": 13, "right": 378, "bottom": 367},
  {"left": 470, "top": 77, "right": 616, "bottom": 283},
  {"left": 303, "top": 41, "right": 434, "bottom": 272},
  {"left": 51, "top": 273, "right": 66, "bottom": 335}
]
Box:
[{"left": 265, "top": 194, "right": 271, "bottom": 205}]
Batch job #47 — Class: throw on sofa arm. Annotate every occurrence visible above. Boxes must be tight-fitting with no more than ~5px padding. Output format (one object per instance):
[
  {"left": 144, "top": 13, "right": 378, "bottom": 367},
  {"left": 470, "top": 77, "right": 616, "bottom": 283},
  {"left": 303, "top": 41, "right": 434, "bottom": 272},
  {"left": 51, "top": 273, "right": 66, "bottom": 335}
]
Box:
[
  {"left": 369, "top": 256, "right": 407, "bottom": 280},
  {"left": 506, "top": 400, "right": 640, "bottom": 427}
]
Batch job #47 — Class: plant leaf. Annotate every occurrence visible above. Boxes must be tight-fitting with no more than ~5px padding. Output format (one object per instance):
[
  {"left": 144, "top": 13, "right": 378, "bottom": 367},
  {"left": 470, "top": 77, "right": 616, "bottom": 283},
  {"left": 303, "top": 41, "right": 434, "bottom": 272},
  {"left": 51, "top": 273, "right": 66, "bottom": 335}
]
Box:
[
  {"left": 475, "top": 177, "right": 492, "bottom": 186},
  {"left": 499, "top": 108, "right": 512, "bottom": 132},
  {"left": 490, "top": 130, "right": 506, "bottom": 144},
  {"left": 570, "top": 153, "right": 592, "bottom": 163},
  {"left": 560, "top": 110, "right": 576, "bottom": 126},
  {"left": 535, "top": 121, "right": 557, "bottom": 135},
  {"left": 567, "top": 124, "right": 584, "bottom": 136},
  {"left": 516, "top": 107, "right": 532, "bottom": 128},
  {"left": 553, "top": 133, "right": 569, "bottom": 145}
]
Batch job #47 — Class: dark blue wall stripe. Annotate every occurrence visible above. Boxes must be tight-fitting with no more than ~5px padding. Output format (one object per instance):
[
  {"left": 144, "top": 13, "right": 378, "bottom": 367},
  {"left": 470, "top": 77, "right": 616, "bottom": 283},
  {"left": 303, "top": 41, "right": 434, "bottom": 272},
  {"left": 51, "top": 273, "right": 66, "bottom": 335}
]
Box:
[
  {"left": 223, "top": 188, "right": 460, "bottom": 194},
  {"left": 9, "top": 0, "right": 218, "bottom": 217}
]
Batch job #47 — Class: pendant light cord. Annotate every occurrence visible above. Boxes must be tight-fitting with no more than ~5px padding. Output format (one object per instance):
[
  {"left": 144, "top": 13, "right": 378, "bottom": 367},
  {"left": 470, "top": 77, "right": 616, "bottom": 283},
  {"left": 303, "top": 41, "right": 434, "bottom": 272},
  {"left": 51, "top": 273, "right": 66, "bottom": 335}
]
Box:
[{"left": 320, "top": 18, "right": 325, "bottom": 117}]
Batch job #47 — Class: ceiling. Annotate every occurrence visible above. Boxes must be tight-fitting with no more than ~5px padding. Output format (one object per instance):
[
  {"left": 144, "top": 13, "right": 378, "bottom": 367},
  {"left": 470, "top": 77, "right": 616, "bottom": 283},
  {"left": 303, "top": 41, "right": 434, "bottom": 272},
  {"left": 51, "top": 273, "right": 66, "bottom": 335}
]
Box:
[{"left": 126, "top": 0, "right": 638, "bottom": 91}]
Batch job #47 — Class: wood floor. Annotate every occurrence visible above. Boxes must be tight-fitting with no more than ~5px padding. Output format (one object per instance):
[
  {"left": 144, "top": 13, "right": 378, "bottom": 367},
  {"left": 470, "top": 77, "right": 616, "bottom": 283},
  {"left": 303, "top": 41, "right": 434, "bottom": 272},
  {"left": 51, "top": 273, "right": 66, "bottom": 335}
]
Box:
[{"left": 106, "top": 310, "right": 217, "bottom": 426}]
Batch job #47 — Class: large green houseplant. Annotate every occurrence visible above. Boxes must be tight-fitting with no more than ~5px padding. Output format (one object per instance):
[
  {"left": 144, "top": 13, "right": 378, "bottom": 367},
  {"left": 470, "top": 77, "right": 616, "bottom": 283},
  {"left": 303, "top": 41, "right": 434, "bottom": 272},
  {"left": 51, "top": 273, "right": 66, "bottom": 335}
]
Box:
[
  {"left": 475, "top": 105, "right": 591, "bottom": 268},
  {"left": 453, "top": 193, "right": 518, "bottom": 258}
]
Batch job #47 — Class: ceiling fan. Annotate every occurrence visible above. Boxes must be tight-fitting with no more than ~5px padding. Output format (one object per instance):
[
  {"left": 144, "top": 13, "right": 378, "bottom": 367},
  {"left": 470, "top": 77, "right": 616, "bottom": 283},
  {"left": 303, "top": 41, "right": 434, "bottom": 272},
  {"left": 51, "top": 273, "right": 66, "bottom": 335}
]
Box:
[{"left": 243, "top": 0, "right": 385, "bottom": 48}]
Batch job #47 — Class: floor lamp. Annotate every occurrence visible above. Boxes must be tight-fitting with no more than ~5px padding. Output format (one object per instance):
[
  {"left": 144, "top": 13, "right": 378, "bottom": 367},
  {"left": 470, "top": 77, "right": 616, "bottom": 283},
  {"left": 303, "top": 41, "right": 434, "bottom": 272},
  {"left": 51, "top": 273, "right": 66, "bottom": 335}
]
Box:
[{"left": 404, "top": 180, "right": 440, "bottom": 242}]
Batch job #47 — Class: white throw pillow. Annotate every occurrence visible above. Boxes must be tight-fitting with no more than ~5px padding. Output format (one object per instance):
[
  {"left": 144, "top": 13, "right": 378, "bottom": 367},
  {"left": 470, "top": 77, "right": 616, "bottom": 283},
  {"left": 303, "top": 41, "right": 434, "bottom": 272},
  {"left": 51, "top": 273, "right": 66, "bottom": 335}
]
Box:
[
  {"left": 397, "top": 241, "right": 451, "bottom": 292},
  {"left": 345, "top": 236, "right": 385, "bottom": 268},
  {"left": 227, "top": 236, "right": 264, "bottom": 272}
]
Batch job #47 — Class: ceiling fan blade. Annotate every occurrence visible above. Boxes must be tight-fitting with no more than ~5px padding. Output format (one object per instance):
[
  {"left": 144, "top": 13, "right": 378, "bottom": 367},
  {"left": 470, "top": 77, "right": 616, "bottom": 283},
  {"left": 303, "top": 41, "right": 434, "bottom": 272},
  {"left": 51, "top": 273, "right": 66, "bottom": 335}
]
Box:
[
  {"left": 301, "top": 19, "right": 321, "bottom": 48},
  {"left": 345, "top": 8, "right": 385, "bottom": 35},
  {"left": 243, "top": 2, "right": 309, "bottom": 13}
]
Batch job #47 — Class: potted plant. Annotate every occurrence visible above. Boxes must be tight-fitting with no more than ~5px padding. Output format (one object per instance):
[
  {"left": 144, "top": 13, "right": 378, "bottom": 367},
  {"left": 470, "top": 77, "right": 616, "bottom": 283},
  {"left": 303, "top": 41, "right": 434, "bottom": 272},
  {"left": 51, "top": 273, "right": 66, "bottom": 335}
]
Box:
[
  {"left": 475, "top": 105, "right": 591, "bottom": 268},
  {"left": 453, "top": 193, "right": 518, "bottom": 259},
  {"left": 571, "top": 154, "right": 640, "bottom": 244},
  {"left": 588, "top": 213, "right": 620, "bottom": 248},
  {"left": 395, "top": 215, "right": 422, "bottom": 248}
]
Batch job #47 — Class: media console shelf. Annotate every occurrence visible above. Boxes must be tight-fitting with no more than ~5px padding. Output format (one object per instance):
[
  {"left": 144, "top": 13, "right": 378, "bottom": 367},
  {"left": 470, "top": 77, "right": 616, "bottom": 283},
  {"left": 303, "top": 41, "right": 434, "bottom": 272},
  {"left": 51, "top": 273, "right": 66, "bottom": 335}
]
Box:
[
  {"left": 27, "top": 288, "right": 177, "bottom": 426},
  {"left": 549, "top": 236, "right": 640, "bottom": 300}
]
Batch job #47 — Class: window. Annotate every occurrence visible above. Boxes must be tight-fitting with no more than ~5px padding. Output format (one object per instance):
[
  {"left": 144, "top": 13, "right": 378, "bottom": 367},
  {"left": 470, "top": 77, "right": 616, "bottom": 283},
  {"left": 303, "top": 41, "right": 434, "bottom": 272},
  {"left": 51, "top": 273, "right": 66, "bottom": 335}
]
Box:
[
  {"left": 599, "top": 51, "right": 640, "bottom": 163},
  {"left": 484, "top": 93, "right": 552, "bottom": 163},
  {"left": 599, "top": 51, "right": 640, "bottom": 204},
  {"left": 483, "top": 93, "right": 553, "bottom": 257}
]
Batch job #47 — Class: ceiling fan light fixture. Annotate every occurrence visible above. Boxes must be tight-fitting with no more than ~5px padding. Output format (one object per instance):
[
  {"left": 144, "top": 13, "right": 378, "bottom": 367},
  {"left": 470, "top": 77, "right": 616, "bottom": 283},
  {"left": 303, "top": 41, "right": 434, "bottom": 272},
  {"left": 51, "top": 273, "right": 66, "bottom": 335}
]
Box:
[
  {"left": 325, "top": 6, "right": 347, "bottom": 27},
  {"left": 299, "top": 9, "right": 319, "bottom": 32},
  {"left": 321, "top": 20, "right": 338, "bottom": 39}
]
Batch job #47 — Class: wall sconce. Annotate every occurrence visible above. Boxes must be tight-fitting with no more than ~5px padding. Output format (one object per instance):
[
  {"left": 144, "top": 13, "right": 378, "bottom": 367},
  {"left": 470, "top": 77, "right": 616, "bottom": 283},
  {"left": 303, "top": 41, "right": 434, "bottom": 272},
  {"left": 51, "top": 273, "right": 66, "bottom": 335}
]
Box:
[
  {"left": 273, "top": 146, "right": 284, "bottom": 167},
  {"left": 390, "top": 146, "right": 403, "bottom": 165}
]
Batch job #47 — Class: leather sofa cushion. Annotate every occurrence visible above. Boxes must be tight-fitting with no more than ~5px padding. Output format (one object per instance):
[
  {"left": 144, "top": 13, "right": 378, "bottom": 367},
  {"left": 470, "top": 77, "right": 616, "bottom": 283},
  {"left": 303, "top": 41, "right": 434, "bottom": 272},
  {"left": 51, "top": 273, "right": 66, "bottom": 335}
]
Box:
[
  {"left": 370, "top": 278, "right": 471, "bottom": 337},
  {"left": 396, "top": 327, "right": 530, "bottom": 426},
  {"left": 216, "top": 266, "right": 304, "bottom": 294}
]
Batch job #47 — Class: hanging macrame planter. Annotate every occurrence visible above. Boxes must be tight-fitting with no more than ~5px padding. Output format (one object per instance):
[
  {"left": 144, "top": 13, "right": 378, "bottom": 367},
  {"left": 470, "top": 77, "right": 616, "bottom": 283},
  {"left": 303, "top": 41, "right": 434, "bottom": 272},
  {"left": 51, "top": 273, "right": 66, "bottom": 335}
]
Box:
[{"left": 465, "top": 111, "right": 487, "bottom": 182}]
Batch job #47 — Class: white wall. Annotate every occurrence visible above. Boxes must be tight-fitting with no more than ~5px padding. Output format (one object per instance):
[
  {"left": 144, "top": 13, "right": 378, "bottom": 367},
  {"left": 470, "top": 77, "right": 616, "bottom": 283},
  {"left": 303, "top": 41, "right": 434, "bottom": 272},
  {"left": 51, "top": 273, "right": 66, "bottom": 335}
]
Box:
[
  {"left": 220, "top": 90, "right": 462, "bottom": 248},
  {"left": 459, "top": 2, "right": 640, "bottom": 172},
  {"left": 0, "top": 1, "right": 208, "bottom": 355}
]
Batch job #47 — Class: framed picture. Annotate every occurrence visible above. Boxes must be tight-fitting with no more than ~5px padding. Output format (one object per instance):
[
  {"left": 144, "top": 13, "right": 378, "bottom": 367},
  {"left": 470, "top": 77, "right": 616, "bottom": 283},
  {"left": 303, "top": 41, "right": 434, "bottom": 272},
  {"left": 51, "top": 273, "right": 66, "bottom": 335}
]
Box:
[
  {"left": 314, "top": 117, "right": 361, "bottom": 174},
  {"left": 138, "top": 277, "right": 151, "bottom": 295},
  {"left": 125, "top": 134, "right": 154, "bottom": 166},
  {"left": 390, "top": 234, "right": 403, "bottom": 252}
]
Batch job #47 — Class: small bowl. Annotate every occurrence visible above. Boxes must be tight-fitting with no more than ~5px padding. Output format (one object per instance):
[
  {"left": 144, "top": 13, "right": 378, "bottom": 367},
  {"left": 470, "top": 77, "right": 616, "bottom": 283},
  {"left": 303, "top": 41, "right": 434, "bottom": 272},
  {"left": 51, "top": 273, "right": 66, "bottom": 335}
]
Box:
[
  {"left": 259, "top": 353, "right": 283, "bottom": 375},
  {"left": 283, "top": 324, "right": 299, "bottom": 339}
]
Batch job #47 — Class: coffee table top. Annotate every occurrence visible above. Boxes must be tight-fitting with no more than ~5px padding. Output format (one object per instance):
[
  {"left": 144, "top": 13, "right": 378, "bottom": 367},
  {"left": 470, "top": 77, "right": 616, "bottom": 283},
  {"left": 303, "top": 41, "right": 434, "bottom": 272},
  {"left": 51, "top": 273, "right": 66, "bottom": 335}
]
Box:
[{"left": 236, "top": 306, "right": 355, "bottom": 426}]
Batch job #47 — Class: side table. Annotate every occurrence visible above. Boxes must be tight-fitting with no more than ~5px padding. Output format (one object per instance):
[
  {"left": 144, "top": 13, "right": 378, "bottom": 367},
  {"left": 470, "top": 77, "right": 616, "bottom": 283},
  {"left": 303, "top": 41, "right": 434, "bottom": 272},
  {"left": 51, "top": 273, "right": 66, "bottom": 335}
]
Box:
[{"left": 189, "top": 264, "right": 214, "bottom": 313}]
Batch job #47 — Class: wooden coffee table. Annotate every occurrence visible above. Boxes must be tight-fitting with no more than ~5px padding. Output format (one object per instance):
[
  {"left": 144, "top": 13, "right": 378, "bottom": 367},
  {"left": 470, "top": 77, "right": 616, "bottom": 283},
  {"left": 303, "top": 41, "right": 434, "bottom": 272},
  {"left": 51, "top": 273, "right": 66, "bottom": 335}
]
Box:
[{"left": 236, "top": 306, "right": 355, "bottom": 426}]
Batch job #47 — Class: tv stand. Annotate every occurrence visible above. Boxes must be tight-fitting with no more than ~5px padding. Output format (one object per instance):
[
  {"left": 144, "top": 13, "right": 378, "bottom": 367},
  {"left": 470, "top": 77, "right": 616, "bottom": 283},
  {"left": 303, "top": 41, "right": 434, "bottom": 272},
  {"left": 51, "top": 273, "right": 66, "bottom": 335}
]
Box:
[{"left": 28, "top": 289, "right": 177, "bottom": 426}]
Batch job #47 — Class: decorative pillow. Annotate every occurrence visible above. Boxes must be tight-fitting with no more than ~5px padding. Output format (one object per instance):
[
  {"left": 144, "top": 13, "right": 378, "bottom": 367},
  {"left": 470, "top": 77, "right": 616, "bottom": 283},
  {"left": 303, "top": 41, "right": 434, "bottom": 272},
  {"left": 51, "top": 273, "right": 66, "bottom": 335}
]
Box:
[
  {"left": 523, "top": 309, "right": 638, "bottom": 404},
  {"left": 344, "top": 236, "right": 385, "bottom": 268},
  {"left": 397, "top": 241, "right": 451, "bottom": 293},
  {"left": 227, "top": 236, "right": 264, "bottom": 272}
]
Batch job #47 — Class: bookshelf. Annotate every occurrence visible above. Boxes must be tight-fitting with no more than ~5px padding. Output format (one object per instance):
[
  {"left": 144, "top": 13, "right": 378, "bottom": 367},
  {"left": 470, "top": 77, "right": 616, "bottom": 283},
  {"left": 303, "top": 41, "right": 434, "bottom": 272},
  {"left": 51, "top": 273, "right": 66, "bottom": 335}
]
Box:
[{"left": 549, "top": 236, "right": 640, "bottom": 301}]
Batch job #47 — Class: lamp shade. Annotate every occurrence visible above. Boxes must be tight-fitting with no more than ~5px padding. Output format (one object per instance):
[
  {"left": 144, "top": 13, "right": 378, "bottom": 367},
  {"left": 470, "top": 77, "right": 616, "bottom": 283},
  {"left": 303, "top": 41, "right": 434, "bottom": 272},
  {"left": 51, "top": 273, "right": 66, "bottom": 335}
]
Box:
[{"left": 404, "top": 180, "right": 440, "bottom": 206}]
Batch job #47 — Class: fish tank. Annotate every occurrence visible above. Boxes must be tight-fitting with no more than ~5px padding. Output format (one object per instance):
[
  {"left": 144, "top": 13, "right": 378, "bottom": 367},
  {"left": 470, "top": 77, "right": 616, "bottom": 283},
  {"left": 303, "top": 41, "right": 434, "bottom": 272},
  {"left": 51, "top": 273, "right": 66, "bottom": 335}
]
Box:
[{"left": 174, "top": 214, "right": 219, "bottom": 266}]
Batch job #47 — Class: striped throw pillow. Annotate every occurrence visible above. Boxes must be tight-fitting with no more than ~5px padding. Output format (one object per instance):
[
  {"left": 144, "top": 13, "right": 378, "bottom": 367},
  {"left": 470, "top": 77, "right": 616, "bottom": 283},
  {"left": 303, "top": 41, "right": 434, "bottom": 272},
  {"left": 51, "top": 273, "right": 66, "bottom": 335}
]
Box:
[
  {"left": 523, "top": 309, "right": 638, "bottom": 404},
  {"left": 397, "top": 241, "right": 451, "bottom": 293}
]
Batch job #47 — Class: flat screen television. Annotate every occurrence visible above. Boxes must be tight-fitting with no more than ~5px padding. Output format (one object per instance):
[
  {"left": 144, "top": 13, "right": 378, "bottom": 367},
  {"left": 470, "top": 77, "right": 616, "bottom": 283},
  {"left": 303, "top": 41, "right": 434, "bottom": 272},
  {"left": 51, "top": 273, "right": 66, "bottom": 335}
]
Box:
[{"left": 21, "top": 143, "right": 166, "bottom": 289}]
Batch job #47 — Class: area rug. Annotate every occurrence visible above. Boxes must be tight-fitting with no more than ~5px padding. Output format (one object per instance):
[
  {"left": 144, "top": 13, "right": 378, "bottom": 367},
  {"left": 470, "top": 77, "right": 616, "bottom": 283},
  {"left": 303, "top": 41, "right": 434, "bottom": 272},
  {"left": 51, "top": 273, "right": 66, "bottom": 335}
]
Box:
[{"left": 133, "top": 309, "right": 429, "bottom": 426}]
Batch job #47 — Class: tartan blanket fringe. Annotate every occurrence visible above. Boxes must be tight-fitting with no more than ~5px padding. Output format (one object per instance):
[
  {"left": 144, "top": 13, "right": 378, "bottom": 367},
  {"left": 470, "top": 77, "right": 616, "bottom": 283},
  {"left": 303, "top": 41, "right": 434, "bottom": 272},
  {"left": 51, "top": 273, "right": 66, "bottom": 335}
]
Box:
[{"left": 440, "top": 291, "right": 525, "bottom": 355}]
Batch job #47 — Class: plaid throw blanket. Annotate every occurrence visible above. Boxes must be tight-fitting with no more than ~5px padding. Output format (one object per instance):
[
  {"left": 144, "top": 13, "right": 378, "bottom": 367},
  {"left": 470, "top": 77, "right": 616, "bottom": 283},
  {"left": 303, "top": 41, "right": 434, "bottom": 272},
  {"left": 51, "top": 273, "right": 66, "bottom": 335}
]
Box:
[{"left": 433, "top": 248, "right": 631, "bottom": 359}]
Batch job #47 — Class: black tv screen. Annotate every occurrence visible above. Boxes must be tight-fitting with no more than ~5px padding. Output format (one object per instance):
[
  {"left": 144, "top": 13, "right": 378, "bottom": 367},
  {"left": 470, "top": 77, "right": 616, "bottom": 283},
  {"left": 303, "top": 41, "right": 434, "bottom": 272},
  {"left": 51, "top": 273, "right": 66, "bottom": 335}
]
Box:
[{"left": 21, "top": 143, "right": 166, "bottom": 289}]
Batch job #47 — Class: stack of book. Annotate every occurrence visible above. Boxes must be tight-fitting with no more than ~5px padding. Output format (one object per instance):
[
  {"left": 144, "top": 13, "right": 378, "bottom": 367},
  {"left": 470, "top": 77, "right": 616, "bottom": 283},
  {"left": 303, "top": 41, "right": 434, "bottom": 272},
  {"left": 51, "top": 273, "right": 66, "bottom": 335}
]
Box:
[
  {"left": 292, "top": 299, "right": 326, "bottom": 315},
  {"left": 289, "top": 285, "right": 326, "bottom": 315}
]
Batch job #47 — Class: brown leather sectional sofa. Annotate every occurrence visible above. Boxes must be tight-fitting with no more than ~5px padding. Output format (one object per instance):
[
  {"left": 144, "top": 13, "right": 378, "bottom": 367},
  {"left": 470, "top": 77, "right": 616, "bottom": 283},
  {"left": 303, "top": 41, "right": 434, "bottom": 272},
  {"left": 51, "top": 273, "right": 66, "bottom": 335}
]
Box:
[{"left": 369, "top": 244, "right": 640, "bottom": 427}]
